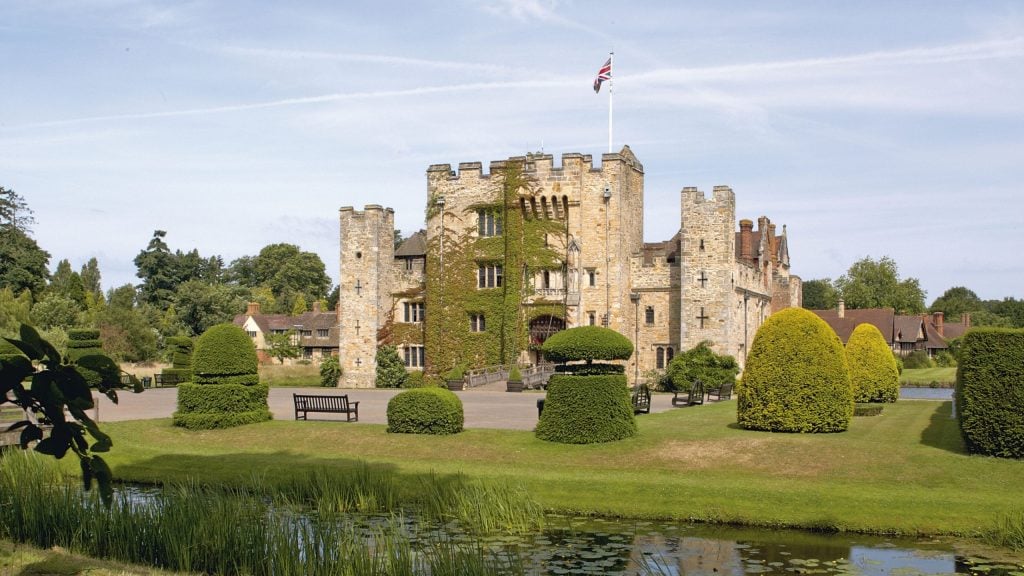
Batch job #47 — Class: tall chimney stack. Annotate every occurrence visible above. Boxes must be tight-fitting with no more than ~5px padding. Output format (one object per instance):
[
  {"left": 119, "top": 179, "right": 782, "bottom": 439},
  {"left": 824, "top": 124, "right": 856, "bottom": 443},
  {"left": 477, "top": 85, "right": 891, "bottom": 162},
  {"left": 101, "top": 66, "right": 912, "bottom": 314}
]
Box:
[
  {"left": 739, "top": 219, "right": 754, "bottom": 261},
  {"left": 933, "top": 311, "right": 944, "bottom": 337},
  {"left": 246, "top": 301, "right": 261, "bottom": 316},
  {"left": 837, "top": 299, "right": 845, "bottom": 318}
]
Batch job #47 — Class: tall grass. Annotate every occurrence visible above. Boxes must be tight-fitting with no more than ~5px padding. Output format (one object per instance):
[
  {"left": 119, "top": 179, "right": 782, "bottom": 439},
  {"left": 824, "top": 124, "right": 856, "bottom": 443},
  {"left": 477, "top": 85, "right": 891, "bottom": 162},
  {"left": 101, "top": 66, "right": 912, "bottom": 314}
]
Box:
[
  {"left": 259, "top": 363, "right": 322, "bottom": 387},
  {"left": 986, "top": 510, "right": 1024, "bottom": 551},
  {"left": 0, "top": 450, "right": 545, "bottom": 575}
]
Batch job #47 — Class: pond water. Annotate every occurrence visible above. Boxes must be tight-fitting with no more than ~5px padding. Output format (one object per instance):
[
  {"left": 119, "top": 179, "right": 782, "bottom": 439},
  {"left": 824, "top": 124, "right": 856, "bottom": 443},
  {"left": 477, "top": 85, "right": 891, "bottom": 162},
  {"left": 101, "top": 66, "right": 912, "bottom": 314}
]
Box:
[
  {"left": 899, "top": 387, "right": 954, "bottom": 400},
  {"left": 413, "top": 515, "right": 1023, "bottom": 576}
]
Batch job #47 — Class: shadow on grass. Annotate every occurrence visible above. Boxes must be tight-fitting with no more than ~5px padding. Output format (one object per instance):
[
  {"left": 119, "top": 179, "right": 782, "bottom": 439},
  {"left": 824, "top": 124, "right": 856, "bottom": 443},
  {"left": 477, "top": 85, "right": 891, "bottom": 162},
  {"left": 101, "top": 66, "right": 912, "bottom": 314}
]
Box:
[{"left": 919, "top": 401, "right": 967, "bottom": 454}]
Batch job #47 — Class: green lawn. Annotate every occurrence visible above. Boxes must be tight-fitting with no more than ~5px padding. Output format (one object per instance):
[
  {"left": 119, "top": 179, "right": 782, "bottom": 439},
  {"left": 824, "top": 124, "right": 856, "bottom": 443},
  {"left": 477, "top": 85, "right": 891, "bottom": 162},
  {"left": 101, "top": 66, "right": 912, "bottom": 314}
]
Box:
[
  {"left": 90, "top": 399, "right": 1023, "bottom": 538},
  {"left": 901, "top": 367, "right": 957, "bottom": 386}
]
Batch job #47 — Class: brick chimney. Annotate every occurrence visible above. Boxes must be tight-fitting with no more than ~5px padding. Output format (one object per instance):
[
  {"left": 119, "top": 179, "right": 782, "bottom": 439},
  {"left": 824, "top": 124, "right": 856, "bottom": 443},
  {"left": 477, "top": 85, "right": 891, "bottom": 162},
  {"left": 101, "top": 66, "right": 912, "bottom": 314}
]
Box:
[
  {"left": 962, "top": 312, "right": 971, "bottom": 328},
  {"left": 312, "top": 300, "right": 321, "bottom": 314},
  {"left": 932, "top": 311, "right": 944, "bottom": 337},
  {"left": 246, "top": 301, "right": 261, "bottom": 316},
  {"left": 837, "top": 299, "right": 845, "bottom": 318},
  {"left": 739, "top": 219, "right": 754, "bottom": 261}
]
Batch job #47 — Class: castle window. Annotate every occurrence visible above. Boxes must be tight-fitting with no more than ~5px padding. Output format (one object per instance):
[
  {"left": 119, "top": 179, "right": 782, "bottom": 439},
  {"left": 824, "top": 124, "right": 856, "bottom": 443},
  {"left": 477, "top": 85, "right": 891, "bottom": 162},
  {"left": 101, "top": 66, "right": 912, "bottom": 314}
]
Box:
[
  {"left": 403, "top": 345, "right": 425, "bottom": 368},
  {"left": 587, "top": 269, "right": 596, "bottom": 287},
  {"left": 656, "top": 347, "right": 665, "bottom": 369},
  {"left": 667, "top": 347, "right": 674, "bottom": 362},
  {"left": 699, "top": 239, "right": 705, "bottom": 251},
  {"left": 645, "top": 306, "right": 655, "bottom": 325},
  {"left": 588, "top": 311, "right": 596, "bottom": 326},
  {"left": 403, "top": 302, "right": 425, "bottom": 323},
  {"left": 542, "top": 270, "right": 551, "bottom": 289},
  {"left": 477, "top": 209, "right": 502, "bottom": 237},
  {"left": 477, "top": 264, "right": 503, "bottom": 288},
  {"left": 470, "top": 313, "right": 486, "bottom": 332}
]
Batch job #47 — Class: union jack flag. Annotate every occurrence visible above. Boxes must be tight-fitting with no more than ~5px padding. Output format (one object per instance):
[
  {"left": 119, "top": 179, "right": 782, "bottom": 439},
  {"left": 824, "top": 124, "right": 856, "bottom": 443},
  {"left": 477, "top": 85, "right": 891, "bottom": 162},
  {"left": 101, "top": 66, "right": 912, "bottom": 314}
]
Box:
[{"left": 593, "top": 57, "right": 611, "bottom": 93}]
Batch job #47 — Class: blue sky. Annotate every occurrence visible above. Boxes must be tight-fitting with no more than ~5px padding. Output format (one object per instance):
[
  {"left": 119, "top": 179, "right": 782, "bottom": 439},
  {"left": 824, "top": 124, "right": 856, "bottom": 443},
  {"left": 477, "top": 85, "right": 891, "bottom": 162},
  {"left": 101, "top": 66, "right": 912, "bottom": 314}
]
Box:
[{"left": 2, "top": 1, "right": 1022, "bottom": 302}]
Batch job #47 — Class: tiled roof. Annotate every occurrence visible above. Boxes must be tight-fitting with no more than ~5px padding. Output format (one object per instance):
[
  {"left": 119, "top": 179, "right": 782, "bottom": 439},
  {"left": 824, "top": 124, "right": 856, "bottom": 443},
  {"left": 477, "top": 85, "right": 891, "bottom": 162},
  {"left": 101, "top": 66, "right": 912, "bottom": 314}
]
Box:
[
  {"left": 812, "top": 308, "right": 895, "bottom": 344},
  {"left": 395, "top": 230, "right": 427, "bottom": 257},
  {"left": 233, "top": 309, "right": 339, "bottom": 347}
]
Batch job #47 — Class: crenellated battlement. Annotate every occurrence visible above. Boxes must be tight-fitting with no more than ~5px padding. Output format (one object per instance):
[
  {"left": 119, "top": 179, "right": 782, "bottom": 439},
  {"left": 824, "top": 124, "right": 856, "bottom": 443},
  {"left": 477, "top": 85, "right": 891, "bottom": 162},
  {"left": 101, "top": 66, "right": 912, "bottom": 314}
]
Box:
[
  {"left": 339, "top": 204, "right": 394, "bottom": 218},
  {"left": 681, "top": 185, "right": 735, "bottom": 207},
  {"left": 425, "top": 146, "right": 643, "bottom": 183}
]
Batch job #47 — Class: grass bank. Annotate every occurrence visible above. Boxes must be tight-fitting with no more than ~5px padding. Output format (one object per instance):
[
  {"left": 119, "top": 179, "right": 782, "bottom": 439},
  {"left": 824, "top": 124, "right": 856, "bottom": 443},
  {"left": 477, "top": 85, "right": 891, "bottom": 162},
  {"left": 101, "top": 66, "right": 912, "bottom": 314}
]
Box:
[
  {"left": 900, "top": 367, "right": 957, "bottom": 387},
  {"left": 89, "top": 400, "right": 1020, "bottom": 538},
  {"left": 258, "top": 363, "right": 322, "bottom": 387}
]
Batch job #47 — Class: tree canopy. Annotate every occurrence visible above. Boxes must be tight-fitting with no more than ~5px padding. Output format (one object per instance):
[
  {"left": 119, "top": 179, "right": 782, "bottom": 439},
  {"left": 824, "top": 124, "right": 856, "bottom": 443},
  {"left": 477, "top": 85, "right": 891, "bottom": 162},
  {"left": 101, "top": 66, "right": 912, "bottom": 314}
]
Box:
[
  {"left": 0, "top": 226, "right": 51, "bottom": 297},
  {"left": 801, "top": 278, "right": 838, "bottom": 310},
  {"left": 0, "top": 186, "right": 35, "bottom": 232},
  {"left": 834, "top": 256, "right": 926, "bottom": 314}
]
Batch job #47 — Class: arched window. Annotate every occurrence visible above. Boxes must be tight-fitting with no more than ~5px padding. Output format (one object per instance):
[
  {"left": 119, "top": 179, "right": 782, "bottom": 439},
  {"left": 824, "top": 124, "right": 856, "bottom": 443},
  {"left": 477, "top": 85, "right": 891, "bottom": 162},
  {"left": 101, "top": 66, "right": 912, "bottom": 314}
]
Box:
[{"left": 656, "top": 347, "right": 665, "bottom": 369}]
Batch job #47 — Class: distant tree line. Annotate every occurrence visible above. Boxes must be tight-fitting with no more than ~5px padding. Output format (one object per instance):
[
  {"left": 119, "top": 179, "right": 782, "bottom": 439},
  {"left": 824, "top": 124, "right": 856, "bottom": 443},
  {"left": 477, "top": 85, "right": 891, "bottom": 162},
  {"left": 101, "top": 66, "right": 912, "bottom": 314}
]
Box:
[
  {"left": 0, "top": 187, "right": 338, "bottom": 363},
  {"left": 802, "top": 255, "right": 1023, "bottom": 328}
]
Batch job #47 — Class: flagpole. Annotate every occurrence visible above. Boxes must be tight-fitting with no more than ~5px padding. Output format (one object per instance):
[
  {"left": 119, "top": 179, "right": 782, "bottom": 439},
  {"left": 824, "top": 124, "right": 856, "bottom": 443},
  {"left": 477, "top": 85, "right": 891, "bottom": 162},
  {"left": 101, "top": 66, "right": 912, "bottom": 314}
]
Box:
[{"left": 608, "top": 51, "right": 614, "bottom": 153}]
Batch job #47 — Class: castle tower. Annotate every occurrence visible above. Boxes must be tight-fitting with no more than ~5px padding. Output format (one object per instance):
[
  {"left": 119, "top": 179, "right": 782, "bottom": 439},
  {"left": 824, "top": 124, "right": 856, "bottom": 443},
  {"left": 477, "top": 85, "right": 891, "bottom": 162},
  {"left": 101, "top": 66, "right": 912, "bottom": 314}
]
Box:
[
  {"left": 679, "top": 186, "right": 737, "bottom": 356},
  {"left": 338, "top": 205, "right": 395, "bottom": 388}
]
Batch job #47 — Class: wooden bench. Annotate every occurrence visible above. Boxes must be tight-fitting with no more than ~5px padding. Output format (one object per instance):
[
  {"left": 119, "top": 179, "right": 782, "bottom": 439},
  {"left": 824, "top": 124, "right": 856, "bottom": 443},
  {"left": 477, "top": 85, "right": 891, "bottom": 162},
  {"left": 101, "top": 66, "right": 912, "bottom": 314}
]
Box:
[
  {"left": 153, "top": 373, "right": 184, "bottom": 387},
  {"left": 632, "top": 384, "right": 651, "bottom": 414},
  {"left": 672, "top": 380, "right": 705, "bottom": 407},
  {"left": 706, "top": 382, "right": 734, "bottom": 401},
  {"left": 293, "top": 393, "right": 359, "bottom": 422}
]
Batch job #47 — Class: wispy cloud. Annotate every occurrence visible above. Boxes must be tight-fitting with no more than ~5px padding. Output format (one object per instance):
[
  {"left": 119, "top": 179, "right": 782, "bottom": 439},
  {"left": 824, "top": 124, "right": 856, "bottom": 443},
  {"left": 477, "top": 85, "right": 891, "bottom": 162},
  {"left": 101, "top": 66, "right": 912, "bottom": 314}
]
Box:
[
  {"left": 471, "top": 0, "right": 603, "bottom": 35},
  {"left": 217, "top": 46, "right": 514, "bottom": 75}
]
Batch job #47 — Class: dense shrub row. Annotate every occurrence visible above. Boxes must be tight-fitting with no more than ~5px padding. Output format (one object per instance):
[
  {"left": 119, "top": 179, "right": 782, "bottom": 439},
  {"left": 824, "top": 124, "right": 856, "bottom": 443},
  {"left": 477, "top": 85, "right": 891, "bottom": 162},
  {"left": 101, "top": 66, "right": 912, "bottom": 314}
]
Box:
[
  {"left": 540, "top": 326, "right": 633, "bottom": 364},
  {"left": 553, "top": 363, "right": 624, "bottom": 375},
  {"left": 173, "top": 383, "right": 272, "bottom": 429},
  {"left": 956, "top": 328, "right": 1024, "bottom": 459},
  {"left": 846, "top": 324, "right": 899, "bottom": 403},
  {"left": 535, "top": 374, "right": 637, "bottom": 444},
  {"left": 387, "top": 387, "right": 463, "bottom": 435},
  {"left": 737, "top": 308, "right": 853, "bottom": 433}
]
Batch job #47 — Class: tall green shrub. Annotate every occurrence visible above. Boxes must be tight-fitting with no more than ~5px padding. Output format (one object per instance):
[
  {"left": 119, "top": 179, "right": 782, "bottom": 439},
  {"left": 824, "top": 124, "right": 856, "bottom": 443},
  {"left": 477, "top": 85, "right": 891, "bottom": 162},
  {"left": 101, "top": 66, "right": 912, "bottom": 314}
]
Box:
[
  {"left": 846, "top": 323, "right": 899, "bottom": 403},
  {"left": 737, "top": 308, "right": 853, "bottom": 433},
  {"left": 173, "top": 323, "right": 270, "bottom": 430},
  {"left": 956, "top": 328, "right": 1024, "bottom": 458},
  {"left": 903, "top": 350, "right": 933, "bottom": 369},
  {"left": 665, "top": 340, "right": 738, "bottom": 392},
  {"left": 387, "top": 387, "right": 463, "bottom": 435},
  {"left": 375, "top": 344, "right": 407, "bottom": 388},
  {"left": 536, "top": 326, "right": 637, "bottom": 444},
  {"left": 319, "top": 355, "right": 342, "bottom": 387}
]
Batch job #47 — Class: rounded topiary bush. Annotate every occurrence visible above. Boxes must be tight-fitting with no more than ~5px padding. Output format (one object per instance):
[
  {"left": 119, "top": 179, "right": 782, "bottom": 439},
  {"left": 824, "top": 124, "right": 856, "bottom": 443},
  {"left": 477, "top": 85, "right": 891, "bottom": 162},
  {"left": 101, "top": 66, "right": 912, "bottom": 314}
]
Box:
[
  {"left": 387, "top": 387, "right": 463, "bottom": 435},
  {"left": 537, "top": 326, "right": 637, "bottom": 444},
  {"left": 955, "top": 328, "right": 1024, "bottom": 458},
  {"left": 737, "top": 307, "right": 853, "bottom": 433},
  {"left": 174, "top": 323, "right": 269, "bottom": 430},
  {"left": 846, "top": 323, "right": 899, "bottom": 403},
  {"left": 535, "top": 374, "right": 638, "bottom": 444},
  {"left": 191, "top": 324, "right": 259, "bottom": 386},
  {"left": 541, "top": 325, "right": 633, "bottom": 364}
]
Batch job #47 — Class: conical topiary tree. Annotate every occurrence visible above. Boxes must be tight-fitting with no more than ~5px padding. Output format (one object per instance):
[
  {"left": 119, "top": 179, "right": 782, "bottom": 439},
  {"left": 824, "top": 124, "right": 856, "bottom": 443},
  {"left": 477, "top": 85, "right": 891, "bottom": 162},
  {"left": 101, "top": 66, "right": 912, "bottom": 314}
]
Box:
[
  {"left": 173, "top": 323, "right": 270, "bottom": 429},
  {"left": 66, "top": 328, "right": 103, "bottom": 362},
  {"left": 535, "top": 326, "right": 637, "bottom": 444},
  {"left": 737, "top": 308, "right": 853, "bottom": 433},
  {"left": 846, "top": 323, "right": 899, "bottom": 403}
]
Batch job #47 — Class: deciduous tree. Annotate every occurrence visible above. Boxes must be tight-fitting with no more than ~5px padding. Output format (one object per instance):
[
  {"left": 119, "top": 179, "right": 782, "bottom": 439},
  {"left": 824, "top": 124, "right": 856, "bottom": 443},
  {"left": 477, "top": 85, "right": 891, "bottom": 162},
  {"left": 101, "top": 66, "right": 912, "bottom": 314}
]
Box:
[
  {"left": 801, "top": 278, "right": 838, "bottom": 310},
  {"left": 835, "top": 256, "right": 925, "bottom": 314}
]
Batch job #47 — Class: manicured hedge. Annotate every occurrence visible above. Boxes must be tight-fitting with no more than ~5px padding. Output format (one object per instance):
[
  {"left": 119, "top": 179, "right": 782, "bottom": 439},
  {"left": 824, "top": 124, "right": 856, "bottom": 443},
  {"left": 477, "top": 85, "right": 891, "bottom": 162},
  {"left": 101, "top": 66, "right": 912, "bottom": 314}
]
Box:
[
  {"left": 66, "top": 328, "right": 102, "bottom": 362},
  {"left": 846, "top": 323, "right": 899, "bottom": 403},
  {"left": 737, "top": 308, "right": 853, "bottom": 433},
  {"left": 955, "top": 328, "right": 1024, "bottom": 458},
  {"left": 172, "top": 383, "right": 272, "bottom": 430},
  {"left": 386, "top": 387, "right": 463, "bottom": 435},
  {"left": 191, "top": 324, "right": 258, "bottom": 386},
  {"left": 165, "top": 335, "right": 194, "bottom": 382},
  {"left": 541, "top": 326, "right": 633, "bottom": 364},
  {"left": 535, "top": 374, "right": 637, "bottom": 444},
  {"left": 553, "top": 363, "right": 624, "bottom": 375}
]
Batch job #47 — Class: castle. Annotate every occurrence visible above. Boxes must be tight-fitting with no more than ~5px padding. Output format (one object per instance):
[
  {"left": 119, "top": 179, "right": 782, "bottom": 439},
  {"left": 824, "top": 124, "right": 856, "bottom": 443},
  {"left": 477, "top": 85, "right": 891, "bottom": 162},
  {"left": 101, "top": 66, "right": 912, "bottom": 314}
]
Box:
[{"left": 337, "top": 146, "right": 801, "bottom": 388}]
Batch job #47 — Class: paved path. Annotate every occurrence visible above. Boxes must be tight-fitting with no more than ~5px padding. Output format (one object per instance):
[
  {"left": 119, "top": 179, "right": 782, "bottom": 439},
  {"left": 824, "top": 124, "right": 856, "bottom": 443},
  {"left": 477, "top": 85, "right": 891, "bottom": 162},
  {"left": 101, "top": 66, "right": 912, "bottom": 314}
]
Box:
[{"left": 94, "top": 386, "right": 680, "bottom": 431}]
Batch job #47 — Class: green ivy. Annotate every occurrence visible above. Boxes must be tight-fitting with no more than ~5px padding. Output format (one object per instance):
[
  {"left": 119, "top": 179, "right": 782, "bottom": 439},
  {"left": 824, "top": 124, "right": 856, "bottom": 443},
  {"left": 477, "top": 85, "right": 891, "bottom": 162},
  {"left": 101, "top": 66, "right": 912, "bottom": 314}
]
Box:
[{"left": 422, "top": 161, "right": 567, "bottom": 376}]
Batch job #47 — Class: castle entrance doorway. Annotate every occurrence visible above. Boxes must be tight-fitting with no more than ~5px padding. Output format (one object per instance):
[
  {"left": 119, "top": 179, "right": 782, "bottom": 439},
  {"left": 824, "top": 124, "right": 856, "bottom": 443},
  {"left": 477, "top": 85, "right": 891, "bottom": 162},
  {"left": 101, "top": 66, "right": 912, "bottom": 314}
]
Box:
[{"left": 529, "top": 315, "right": 565, "bottom": 366}]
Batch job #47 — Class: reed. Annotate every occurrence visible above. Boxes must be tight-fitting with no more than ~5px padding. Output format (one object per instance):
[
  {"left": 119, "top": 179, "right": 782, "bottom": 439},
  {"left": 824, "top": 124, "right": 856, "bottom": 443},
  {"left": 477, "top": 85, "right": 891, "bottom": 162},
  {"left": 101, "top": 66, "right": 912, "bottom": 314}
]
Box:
[
  {"left": 986, "top": 510, "right": 1024, "bottom": 551},
  {"left": 0, "top": 450, "right": 544, "bottom": 575}
]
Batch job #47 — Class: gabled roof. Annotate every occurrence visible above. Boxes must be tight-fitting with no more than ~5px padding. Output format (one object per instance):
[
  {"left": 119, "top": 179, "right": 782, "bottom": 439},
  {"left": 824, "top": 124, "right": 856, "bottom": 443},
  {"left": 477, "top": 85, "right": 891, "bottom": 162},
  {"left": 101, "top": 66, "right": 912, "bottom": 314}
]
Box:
[
  {"left": 893, "top": 316, "right": 922, "bottom": 344},
  {"left": 641, "top": 230, "right": 680, "bottom": 264},
  {"left": 812, "top": 308, "right": 895, "bottom": 344},
  {"left": 233, "top": 309, "right": 340, "bottom": 345},
  {"left": 395, "top": 230, "right": 426, "bottom": 258}
]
